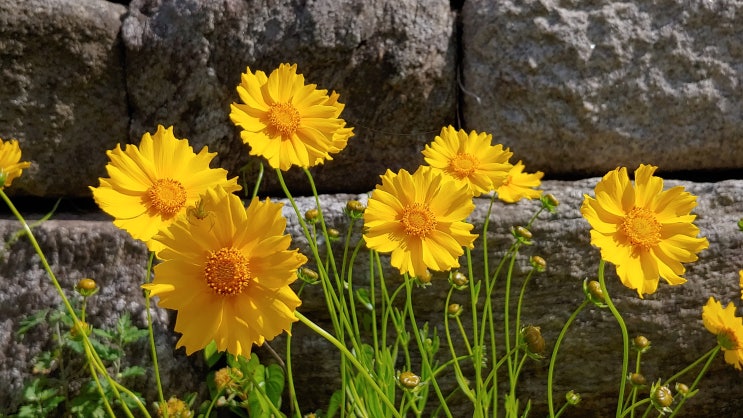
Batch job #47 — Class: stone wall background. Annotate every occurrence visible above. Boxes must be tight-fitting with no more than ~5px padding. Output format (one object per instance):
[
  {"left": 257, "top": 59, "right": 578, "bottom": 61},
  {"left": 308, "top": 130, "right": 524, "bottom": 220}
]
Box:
[{"left": 1, "top": 0, "right": 742, "bottom": 416}]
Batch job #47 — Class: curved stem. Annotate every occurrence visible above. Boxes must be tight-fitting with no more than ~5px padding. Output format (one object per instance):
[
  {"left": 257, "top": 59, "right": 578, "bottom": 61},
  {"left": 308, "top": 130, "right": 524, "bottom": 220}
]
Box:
[
  {"left": 547, "top": 299, "right": 589, "bottom": 417},
  {"left": 597, "top": 260, "right": 630, "bottom": 418},
  {"left": 143, "top": 252, "right": 166, "bottom": 415}
]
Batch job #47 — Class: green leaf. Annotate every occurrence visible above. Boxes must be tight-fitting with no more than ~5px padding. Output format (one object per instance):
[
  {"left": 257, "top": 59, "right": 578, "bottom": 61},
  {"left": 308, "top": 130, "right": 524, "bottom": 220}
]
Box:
[
  {"left": 355, "top": 288, "right": 373, "bottom": 311},
  {"left": 326, "top": 389, "right": 342, "bottom": 418},
  {"left": 116, "top": 313, "right": 149, "bottom": 345},
  {"left": 120, "top": 366, "right": 146, "bottom": 378},
  {"left": 203, "top": 340, "right": 223, "bottom": 368},
  {"left": 15, "top": 310, "right": 50, "bottom": 338},
  {"left": 264, "top": 363, "right": 285, "bottom": 407}
]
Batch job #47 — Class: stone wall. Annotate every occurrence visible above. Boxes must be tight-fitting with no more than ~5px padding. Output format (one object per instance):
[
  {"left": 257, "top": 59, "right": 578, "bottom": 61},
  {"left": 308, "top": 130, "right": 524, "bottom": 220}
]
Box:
[{"left": 1, "top": 0, "right": 742, "bottom": 416}]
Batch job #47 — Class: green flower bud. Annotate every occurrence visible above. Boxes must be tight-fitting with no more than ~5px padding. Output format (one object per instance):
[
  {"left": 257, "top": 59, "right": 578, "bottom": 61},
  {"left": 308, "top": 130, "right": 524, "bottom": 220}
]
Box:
[
  {"left": 632, "top": 335, "right": 651, "bottom": 353},
  {"left": 629, "top": 372, "right": 647, "bottom": 387},
  {"left": 450, "top": 271, "right": 469, "bottom": 288},
  {"left": 70, "top": 321, "right": 92, "bottom": 341},
  {"left": 447, "top": 303, "right": 463, "bottom": 318},
  {"left": 650, "top": 380, "right": 674, "bottom": 413},
  {"left": 583, "top": 279, "right": 607, "bottom": 307},
  {"left": 675, "top": 382, "right": 689, "bottom": 396},
  {"left": 345, "top": 200, "right": 365, "bottom": 219},
  {"left": 521, "top": 325, "right": 545, "bottom": 357},
  {"left": 75, "top": 278, "right": 99, "bottom": 297},
  {"left": 565, "top": 390, "right": 581, "bottom": 406},
  {"left": 298, "top": 267, "right": 320, "bottom": 284},
  {"left": 304, "top": 208, "right": 320, "bottom": 223},
  {"left": 514, "top": 226, "right": 532, "bottom": 240}
]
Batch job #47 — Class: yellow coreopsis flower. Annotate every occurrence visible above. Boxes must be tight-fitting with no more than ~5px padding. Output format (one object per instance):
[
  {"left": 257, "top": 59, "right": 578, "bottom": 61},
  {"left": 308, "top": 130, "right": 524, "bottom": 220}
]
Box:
[
  {"left": 422, "top": 125, "right": 512, "bottom": 197},
  {"left": 702, "top": 297, "right": 743, "bottom": 370},
  {"left": 496, "top": 160, "right": 544, "bottom": 203},
  {"left": 90, "top": 125, "right": 241, "bottom": 252},
  {"left": 0, "top": 138, "right": 31, "bottom": 188},
  {"left": 581, "top": 164, "right": 709, "bottom": 298},
  {"left": 229, "top": 63, "right": 354, "bottom": 171},
  {"left": 363, "top": 166, "right": 478, "bottom": 278},
  {"left": 143, "top": 186, "right": 306, "bottom": 356}
]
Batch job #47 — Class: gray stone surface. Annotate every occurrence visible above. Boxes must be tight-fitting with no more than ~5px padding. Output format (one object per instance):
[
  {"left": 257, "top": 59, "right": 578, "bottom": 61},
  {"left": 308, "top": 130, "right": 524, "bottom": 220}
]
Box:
[
  {"left": 462, "top": 0, "right": 743, "bottom": 177},
  {"left": 0, "top": 0, "right": 129, "bottom": 197},
  {"left": 2, "top": 179, "right": 743, "bottom": 416},
  {"left": 122, "top": 0, "right": 457, "bottom": 195}
]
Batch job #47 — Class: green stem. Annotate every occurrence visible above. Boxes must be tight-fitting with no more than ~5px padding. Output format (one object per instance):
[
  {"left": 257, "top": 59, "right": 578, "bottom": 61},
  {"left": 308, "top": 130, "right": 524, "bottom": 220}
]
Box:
[
  {"left": 597, "top": 260, "right": 630, "bottom": 418},
  {"left": 667, "top": 345, "right": 721, "bottom": 418},
  {"left": 143, "top": 251, "right": 166, "bottom": 416},
  {"left": 547, "top": 299, "right": 589, "bottom": 417},
  {"left": 295, "top": 311, "right": 402, "bottom": 418}
]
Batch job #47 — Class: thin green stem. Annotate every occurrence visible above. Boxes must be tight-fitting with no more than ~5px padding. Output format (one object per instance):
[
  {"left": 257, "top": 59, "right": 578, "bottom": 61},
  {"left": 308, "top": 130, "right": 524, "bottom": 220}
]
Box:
[
  {"left": 597, "top": 260, "right": 630, "bottom": 418},
  {"left": 143, "top": 252, "right": 166, "bottom": 415},
  {"left": 295, "top": 311, "right": 402, "bottom": 418},
  {"left": 667, "top": 345, "right": 721, "bottom": 418},
  {"left": 547, "top": 299, "right": 589, "bottom": 417}
]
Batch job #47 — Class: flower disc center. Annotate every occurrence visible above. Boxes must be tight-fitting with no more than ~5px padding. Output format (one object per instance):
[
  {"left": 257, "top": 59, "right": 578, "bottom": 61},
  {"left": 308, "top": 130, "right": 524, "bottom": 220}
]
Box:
[
  {"left": 147, "top": 178, "right": 187, "bottom": 217},
  {"left": 401, "top": 202, "right": 437, "bottom": 238},
  {"left": 204, "top": 247, "right": 251, "bottom": 296},
  {"left": 621, "top": 207, "right": 661, "bottom": 249},
  {"left": 268, "top": 102, "right": 301, "bottom": 137},
  {"left": 448, "top": 153, "right": 479, "bottom": 179}
]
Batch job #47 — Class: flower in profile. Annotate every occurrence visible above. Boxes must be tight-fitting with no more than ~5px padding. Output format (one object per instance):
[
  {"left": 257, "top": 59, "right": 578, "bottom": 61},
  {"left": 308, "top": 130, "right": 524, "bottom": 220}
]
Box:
[
  {"left": 363, "top": 166, "right": 477, "bottom": 278},
  {"left": 422, "top": 126, "right": 512, "bottom": 197},
  {"left": 496, "top": 160, "right": 544, "bottom": 203},
  {"left": 90, "top": 125, "right": 240, "bottom": 251},
  {"left": 702, "top": 297, "right": 743, "bottom": 370},
  {"left": 581, "top": 164, "right": 709, "bottom": 298},
  {"left": 143, "top": 186, "right": 306, "bottom": 357},
  {"left": 0, "top": 137, "right": 31, "bottom": 188},
  {"left": 230, "top": 63, "right": 354, "bottom": 171}
]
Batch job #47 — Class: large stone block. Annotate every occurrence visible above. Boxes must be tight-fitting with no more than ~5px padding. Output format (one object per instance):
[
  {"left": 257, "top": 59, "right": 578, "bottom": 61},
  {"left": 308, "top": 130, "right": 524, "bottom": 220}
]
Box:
[
  {"left": 0, "top": 0, "right": 129, "bottom": 197},
  {"left": 121, "top": 0, "right": 457, "bottom": 195},
  {"left": 2, "top": 178, "right": 743, "bottom": 416},
  {"left": 462, "top": 0, "right": 743, "bottom": 176}
]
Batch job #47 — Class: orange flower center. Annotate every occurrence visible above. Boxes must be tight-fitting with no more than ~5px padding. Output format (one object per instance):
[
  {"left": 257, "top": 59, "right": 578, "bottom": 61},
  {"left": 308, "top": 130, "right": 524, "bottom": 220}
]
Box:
[
  {"left": 717, "top": 327, "right": 741, "bottom": 351},
  {"left": 401, "top": 202, "right": 437, "bottom": 238},
  {"left": 267, "top": 102, "right": 301, "bottom": 137},
  {"left": 204, "top": 247, "right": 252, "bottom": 296},
  {"left": 620, "top": 207, "right": 661, "bottom": 249},
  {"left": 447, "top": 153, "right": 479, "bottom": 179},
  {"left": 147, "top": 178, "right": 187, "bottom": 217}
]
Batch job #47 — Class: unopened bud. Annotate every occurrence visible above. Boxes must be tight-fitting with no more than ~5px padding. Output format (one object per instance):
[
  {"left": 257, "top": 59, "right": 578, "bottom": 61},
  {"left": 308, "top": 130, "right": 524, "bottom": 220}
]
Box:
[
  {"left": 545, "top": 194, "right": 559, "bottom": 207},
  {"left": 565, "top": 390, "right": 581, "bottom": 406},
  {"left": 675, "top": 382, "right": 689, "bottom": 396},
  {"left": 399, "top": 371, "right": 421, "bottom": 389},
  {"left": 530, "top": 255, "right": 547, "bottom": 272},
  {"left": 157, "top": 397, "right": 193, "bottom": 418},
  {"left": 304, "top": 208, "right": 320, "bottom": 223},
  {"left": 632, "top": 335, "right": 651, "bottom": 352},
  {"left": 629, "top": 373, "right": 647, "bottom": 387},
  {"left": 345, "top": 200, "right": 365, "bottom": 218},
  {"left": 75, "top": 278, "right": 98, "bottom": 297},
  {"left": 327, "top": 228, "right": 340, "bottom": 241},
  {"left": 584, "top": 279, "right": 607, "bottom": 307},
  {"left": 70, "top": 321, "right": 92, "bottom": 340},
  {"left": 522, "top": 325, "right": 545, "bottom": 356},
  {"left": 514, "top": 226, "right": 532, "bottom": 240},
  {"left": 651, "top": 384, "right": 673, "bottom": 409},
  {"left": 299, "top": 267, "right": 320, "bottom": 284},
  {"left": 447, "top": 303, "right": 463, "bottom": 317},
  {"left": 450, "top": 271, "right": 468, "bottom": 288},
  {"left": 416, "top": 270, "right": 432, "bottom": 285}
]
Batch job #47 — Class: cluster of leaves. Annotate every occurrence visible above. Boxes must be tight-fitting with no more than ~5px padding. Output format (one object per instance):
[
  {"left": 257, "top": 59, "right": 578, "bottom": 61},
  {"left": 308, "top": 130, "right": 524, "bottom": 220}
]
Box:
[{"left": 12, "top": 308, "right": 148, "bottom": 417}]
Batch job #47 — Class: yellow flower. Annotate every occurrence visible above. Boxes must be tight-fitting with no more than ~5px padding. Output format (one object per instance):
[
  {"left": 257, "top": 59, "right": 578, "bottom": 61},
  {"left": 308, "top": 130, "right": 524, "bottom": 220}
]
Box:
[
  {"left": 739, "top": 270, "right": 743, "bottom": 300},
  {"left": 229, "top": 63, "right": 354, "bottom": 171},
  {"left": 363, "top": 166, "right": 477, "bottom": 278},
  {"left": 90, "top": 125, "right": 240, "bottom": 252},
  {"left": 0, "top": 138, "right": 31, "bottom": 188},
  {"left": 157, "top": 397, "right": 193, "bottom": 418},
  {"left": 496, "top": 161, "right": 543, "bottom": 203},
  {"left": 702, "top": 297, "right": 743, "bottom": 370},
  {"left": 581, "top": 164, "right": 709, "bottom": 298},
  {"left": 143, "top": 186, "right": 306, "bottom": 356},
  {"left": 422, "top": 126, "right": 512, "bottom": 197}
]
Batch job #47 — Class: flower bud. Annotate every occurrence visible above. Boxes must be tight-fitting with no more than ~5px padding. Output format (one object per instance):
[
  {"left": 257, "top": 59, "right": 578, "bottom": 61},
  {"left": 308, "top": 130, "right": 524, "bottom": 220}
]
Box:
[
  {"left": 327, "top": 228, "right": 341, "bottom": 242},
  {"left": 629, "top": 372, "right": 647, "bottom": 387},
  {"left": 632, "top": 335, "right": 651, "bottom": 353},
  {"left": 650, "top": 380, "right": 673, "bottom": 413},
  {"left": 583, "top": 279, "right": 607, "bottom": 307},
  {"left": 447, "top": 303, "right": 463, "bottom": 317},
  {"left": 398, "top": 371, "right": 421, "bottom": 389},
  {"left": 514, "top": 226, "right": 532, "bottom": 240},
  {"left": 304, "top": 208, "right": 320, "bottom": 223},
  {"left": 298, "top": 267, "right": 320, "bottom": 284},
  {"left": 416, "top": 269, "right": 432, "bottom": 285},
  {"left": 565, "top": 390, "right": 581, "bottom": 406},
  {"left": 675, "top": 382, "right": 689, "bottom": 396},
  {"left": 521, "top": 325, "right": 545, "bottom": 357},
  {"left": 70, "top": 321, "right": 92, "bottom": 341},
  {"left": 545, "top": 194, "right": 559, "bottom": 207},
  {"left": 530, "top": 255, "right": 547, "bottom": 272},
  {"left": 75, "top": 278, "right": 98, "bottom": 297},
  {"left": 450, "top": 271, "right": 469, "bottom": 288},
  {"left": 345, "top": 200, "right": 365, "bottom": 219}
]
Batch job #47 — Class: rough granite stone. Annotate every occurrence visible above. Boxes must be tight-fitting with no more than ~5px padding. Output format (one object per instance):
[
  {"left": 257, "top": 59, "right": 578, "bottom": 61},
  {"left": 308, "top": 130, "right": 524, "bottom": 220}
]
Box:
[
  {"left": 0, "top": 0, "right": 129, "bottom": 197},
  {"left": 2, "top": 179, "right": 743, "bottom": 416},
  {"left": 121, "top": 0, "right": 457, "bottom": 195},
  {"left": 462, "top": 0, "right": 743, "bottom": 177}
]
